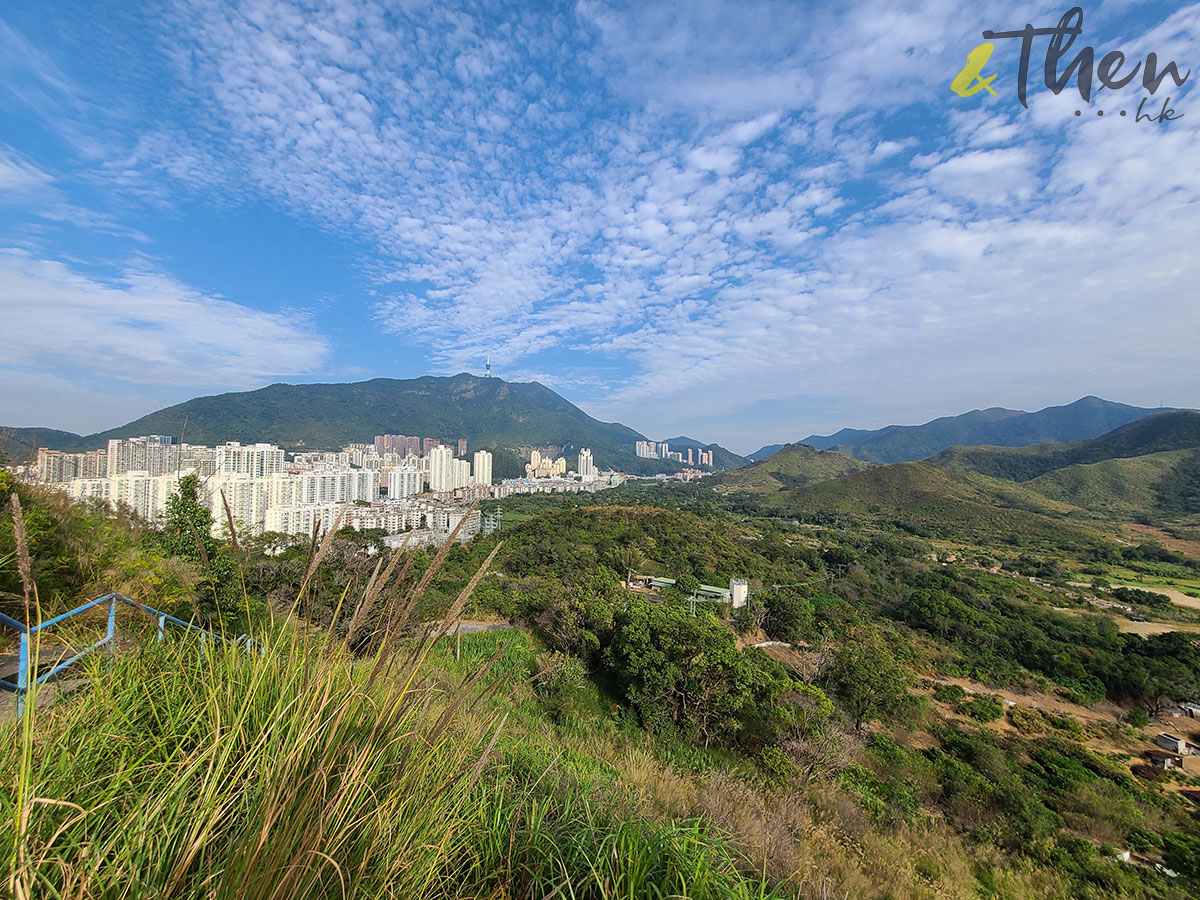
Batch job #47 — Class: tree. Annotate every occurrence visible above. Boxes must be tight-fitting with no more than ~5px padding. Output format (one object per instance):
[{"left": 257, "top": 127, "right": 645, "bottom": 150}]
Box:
[
  {"left": 605, "top": 598, "right": 783, "bottom": 746},
  {"left": 826, "top": 627, "right": 913, "bottom": 731},
  {"left": 149, "top": 474, "right": 241, "bottom": 628}
]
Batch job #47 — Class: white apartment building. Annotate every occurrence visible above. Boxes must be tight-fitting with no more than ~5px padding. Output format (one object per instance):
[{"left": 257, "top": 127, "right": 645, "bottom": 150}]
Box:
[
  {"left": 387, "top": 466, "right": 423, "bottom": 498},
  {"left": 209, "top": 474, "right": 271, "bottom": 536},
  {"left": 472, "top": 449, "right": 493, "bottom": 486},
  {"left": 428, "top": 445, "right": 455, "bottom": 492},
  {"left": 265, "top": 503, "right": 346, "bottom": 537},
  {"left": 292, "top": 469, "right": 380, "bottom": 505},
  {"left": 106, "top": 437, "right": 183, "bottom": 477},
  {"left": 67, "top": 477, "right": 111, "bottom": 504},
  {"left": 635, "top": 440, "right": 658, "bottom": 459},
  {"left": 452, "top": 458, "right": 471, "bottom": 490},
  {"left": 215, "top": 442, "right": 285, "bottom": 478},
  {"left": 578, "top": 448, "right": 596, "bottom": 480}
]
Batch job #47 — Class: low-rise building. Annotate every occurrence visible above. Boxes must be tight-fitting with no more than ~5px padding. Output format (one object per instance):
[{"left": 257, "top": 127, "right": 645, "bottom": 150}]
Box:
[{"left": 1156, "top": 733, "right": 1191, "bottom": 755}]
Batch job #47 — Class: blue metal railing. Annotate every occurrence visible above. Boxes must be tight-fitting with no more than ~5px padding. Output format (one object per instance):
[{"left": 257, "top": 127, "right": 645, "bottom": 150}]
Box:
[{"left": 1, "top": 593, "right": 261, "bottom": 717}]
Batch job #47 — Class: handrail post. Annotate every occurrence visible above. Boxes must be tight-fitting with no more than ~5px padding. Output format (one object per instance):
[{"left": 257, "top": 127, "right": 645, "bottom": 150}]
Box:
[
  {"left": 107, "top": 595, "right": 117, "bottom": 667},
  {"left": 158, "top": 615, "right": 165, "bottom": 643},
  {"left": 16, "top": 631, "right": 29, "bottom": 718}
]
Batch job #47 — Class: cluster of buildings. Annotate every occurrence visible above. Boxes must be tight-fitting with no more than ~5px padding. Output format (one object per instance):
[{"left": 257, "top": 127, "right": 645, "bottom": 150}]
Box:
[
  {"left": 33, "top": 435, "right": 614, "bottom": 547},
  {"left": 634, "top": 440, "right": 714, "bottom": 467}
]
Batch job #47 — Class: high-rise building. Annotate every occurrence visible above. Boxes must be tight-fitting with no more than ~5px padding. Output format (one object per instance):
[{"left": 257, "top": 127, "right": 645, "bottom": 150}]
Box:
[
  {"left": 452, "top": 458, "right": 471, "bottom": 490},
  {"left": 457, "top": 438, "right": 468, "bottom": 456},
  {"left": 215, "top": 442, "right": 285, "bottom": 478},
  {"left": 635, "top": 440, "right": 658, "bottom": 459},
  {"left": 472, "top": 450, "right": 493, "bottom": 486},
  {"left": 106, "top": 437, "right": 183, "bottom": 478},
  {"left": 422, "top": 438, "right": 440, "bottom": 457},
  {"left": 388, "top": 466, "right": 423, "bottom": 498},
  {"left": 578, "top": 448, "right": 596, "bottom": 480},
  {"left": 525, "top": 451, "right": 567, "bottom": 478},
  {"left": 37, "top": 448, "right": 107, "bottom": 483},
  {"left": 428, "top": 445, "right": 455, "bottom": 492}
]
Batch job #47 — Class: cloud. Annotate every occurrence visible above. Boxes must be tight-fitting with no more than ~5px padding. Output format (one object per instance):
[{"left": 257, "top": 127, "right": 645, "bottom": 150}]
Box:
[
  {"left": 0, "top": 249, "right": 331, "bottom": 389},
  {"left": 2, "top": 0, "right": 1198, "bottom": 450}
]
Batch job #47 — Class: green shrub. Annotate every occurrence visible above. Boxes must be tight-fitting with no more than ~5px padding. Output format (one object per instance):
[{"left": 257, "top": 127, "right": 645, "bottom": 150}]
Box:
[
  {"left": 1125, "top": 709, "right": 1150, "bottom": 728},
  {"left": 963, "top": 696, "right": 1004, "bottom": 722},
  {"left": 533, "top": 650, "right": 590, "bottom": 722},
  {"left": 933, "top": 683, "right": 967, "bottom": 705},
  {"left": 1008, "top": 706, "right": 1047, "bottom": 734}
]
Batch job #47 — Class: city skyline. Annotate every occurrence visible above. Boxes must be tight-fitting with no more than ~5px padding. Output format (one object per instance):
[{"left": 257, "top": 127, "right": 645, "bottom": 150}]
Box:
[
  {"left": 2, "top": 1, "right": 1198, "bottom": 451},
  {"left": 30, "top": 432, "right": 622, "bottom": 542}
]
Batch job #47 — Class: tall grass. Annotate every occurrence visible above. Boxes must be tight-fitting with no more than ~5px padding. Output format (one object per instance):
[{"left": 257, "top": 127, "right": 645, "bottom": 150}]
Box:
[
  {"left": 2, "top": 629, "right": 501, "bottom": 899},
  {"left": 1, "top": 506, "right": 781, "bottom": 900}
]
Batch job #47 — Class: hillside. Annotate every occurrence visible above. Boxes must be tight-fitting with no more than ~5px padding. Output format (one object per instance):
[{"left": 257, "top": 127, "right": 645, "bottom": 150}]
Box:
[
  {"left": 933, "top": 410, "right": 1200, "bottom": 480},
  {"left": 931, "top": 411, "right": 1200, "bottom": 521},
  {"left": 1022, "top": 450, "right": 1200, "bottom": 520},
  {"left": 714, "top": 459, "right": 1107, "bottom": 548},
  {"left": 710, "top": 443, "right": 874, "bottom": 494},
  {"left": 797, "top": 396, "right": 1169, "bottom": 463},
  {"left": 1, "top": 375, "right": 738, "bottom": 474}
]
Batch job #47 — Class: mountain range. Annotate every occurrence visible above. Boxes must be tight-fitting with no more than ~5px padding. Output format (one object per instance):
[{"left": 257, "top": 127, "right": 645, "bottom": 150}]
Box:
[
  {"left": 748, "top": 397, "right": 1175, "bottom": 464},
  {"left": 721, "top": 409, "right": 1200, "bottom": 532},
  {"left": 932, "top": 410, "right": 1200, "bottom": 521},
  {"left": 0, "top": 375, "right": 744, "bottom": 475}
]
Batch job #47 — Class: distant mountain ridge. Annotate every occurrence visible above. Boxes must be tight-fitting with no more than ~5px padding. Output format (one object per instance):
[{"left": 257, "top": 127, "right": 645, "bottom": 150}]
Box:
[
  {"left": 754, "top": 397, "right": 1173, "bottom": 464},
  {"left": 932, "top": 410, "right": 1200, "bottom": 521},
  {"left": 0, "top": 375, "right": 741, "bottom": 474}
]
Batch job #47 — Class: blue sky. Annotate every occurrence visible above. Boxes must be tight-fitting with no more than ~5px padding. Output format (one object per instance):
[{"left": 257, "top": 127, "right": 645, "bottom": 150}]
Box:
[{"left": 1, "top": 0, "right": 1198, "bottom": 454}]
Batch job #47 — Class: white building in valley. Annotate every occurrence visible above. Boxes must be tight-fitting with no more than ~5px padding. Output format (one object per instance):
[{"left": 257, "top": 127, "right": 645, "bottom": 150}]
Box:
[
  {"left": 472, "top": 449, "right": 493, "bottom": 486},
  {"left": 578, "top": 448, "right": 596, "bottom": 480},
  {"left": 387, "top": 466, "right": 424, "bottom": 498},
  {"left": 428, "top": 445, "right": 455, "bottom": 492}
]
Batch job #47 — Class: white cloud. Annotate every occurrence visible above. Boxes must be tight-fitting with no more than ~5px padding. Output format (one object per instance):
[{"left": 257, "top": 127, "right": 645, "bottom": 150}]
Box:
[
  {"left": 0, "top": 249, "right": 330, "bottom": 389},
  {"left": 3, "top": 0, "right": 1198, "bottom": 450}
]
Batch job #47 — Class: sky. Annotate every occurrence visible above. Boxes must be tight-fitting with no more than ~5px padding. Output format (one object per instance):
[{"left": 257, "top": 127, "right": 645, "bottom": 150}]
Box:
[{"left": 1, "top": 0, "right": 1198, "bottom": 455}]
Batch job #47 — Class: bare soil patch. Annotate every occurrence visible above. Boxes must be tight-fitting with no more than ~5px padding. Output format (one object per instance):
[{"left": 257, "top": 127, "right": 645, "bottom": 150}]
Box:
[{"left": 1125, "top": 523, "right": 1200, "bottom": 558}]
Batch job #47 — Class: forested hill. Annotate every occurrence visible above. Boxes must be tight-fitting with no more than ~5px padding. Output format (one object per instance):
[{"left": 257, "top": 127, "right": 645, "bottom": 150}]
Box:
[
  {"left": 711, "top": 442, "right": 874, "bottom": 494},
  {"left": 791, "top": 396, "right": 1171, "bottom": 464},
  {"left": 1, "top": 375, "right": 739, "bottom": 474},
  {"left": 932, "top": 410, "right": 1200, "bottom": 481},
  {"left": 931, "top": 410, "right": 1200, "bottom": 521}
]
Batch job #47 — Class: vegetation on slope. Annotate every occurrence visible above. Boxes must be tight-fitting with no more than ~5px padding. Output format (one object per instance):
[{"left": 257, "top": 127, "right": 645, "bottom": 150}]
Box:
[
  {"left": 711, "top": 443, "right": 875, "bottom": 495},
  {"left": 930, "top": 411, "right": 1200, "bottom": 523},
  {"left": 932, "top": 410, "right": 1200, "bottom": 482}
]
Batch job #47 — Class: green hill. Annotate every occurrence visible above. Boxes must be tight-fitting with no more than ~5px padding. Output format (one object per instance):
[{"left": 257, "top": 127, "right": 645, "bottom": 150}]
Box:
[
  {"left": 714, "top": 459, "right": 1107, "bottom": 548},
  {"left": 933, "top": 410, "right": 1200, "bottom": 480},
  {"left": 2, "top": 375, "right": 736, "bottom": 474},
  {"left": 710, "top": 443, "right": 874, "bottom": 495},
  {"left": 798, "top": 397, "right": 1169, "bottom": 463},
  {"left": 1023, "top": 450, "right": 1200, "bottom": 520},
  {"left": 931, "top": 411, "right": 1200, "bottom": 521}
]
